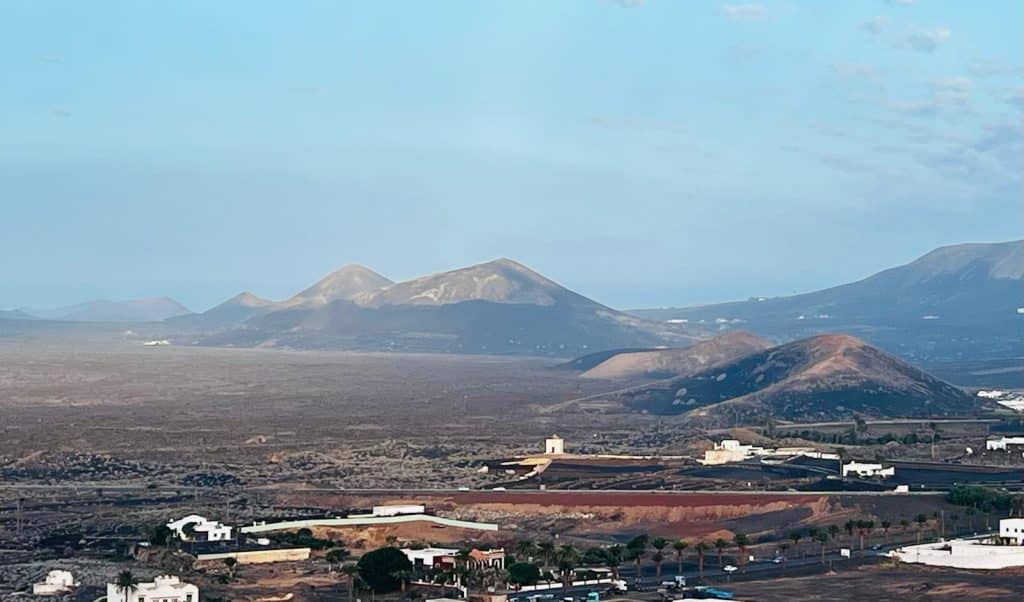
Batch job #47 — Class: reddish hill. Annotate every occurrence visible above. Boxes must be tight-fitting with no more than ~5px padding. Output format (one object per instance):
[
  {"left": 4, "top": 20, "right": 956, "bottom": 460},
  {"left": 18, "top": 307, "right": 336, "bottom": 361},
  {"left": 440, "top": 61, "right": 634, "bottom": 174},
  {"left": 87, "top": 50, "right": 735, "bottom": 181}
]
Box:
[
  {"left": 578, "top": 332, "right": 772, "bottom": 379},
  {"left": 619, "top": 334, "right": 976, "bottom": 420}
]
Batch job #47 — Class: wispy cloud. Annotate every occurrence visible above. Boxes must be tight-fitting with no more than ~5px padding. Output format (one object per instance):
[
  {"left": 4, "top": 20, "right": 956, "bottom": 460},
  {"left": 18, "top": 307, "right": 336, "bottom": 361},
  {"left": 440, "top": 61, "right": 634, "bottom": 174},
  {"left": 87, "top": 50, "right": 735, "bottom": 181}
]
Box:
[
  {"left": 907, "top": 27, "right": 951, "bottom": 53},
  {"left": 610, "top": 0, "right": 644, "bottom": 8},
  {"left": 886, "top": 0, "right": 915, "bottom": 5},
  {"left": 1007, "top": 88, "right": 1024, "bottom": 111},
  {"left": 50, "top": 107, "right": 72, "bottom": 118},
  {"left": 931, "top": 77, "right": 971, "bottom": 107},
  {"left": 860, "top": 16, "right": 888, "bottom": 35},
  {"left": 721, "top": 4, "right": 766, "bottom": 21}
]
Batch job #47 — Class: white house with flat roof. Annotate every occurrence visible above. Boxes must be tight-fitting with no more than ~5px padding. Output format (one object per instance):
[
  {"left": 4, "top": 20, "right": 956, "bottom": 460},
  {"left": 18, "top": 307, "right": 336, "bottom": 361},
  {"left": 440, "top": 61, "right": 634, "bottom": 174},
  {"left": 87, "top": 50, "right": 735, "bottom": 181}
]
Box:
[
  {"left": 999, "top": 518, "right": 1024, "bottom": 544},
  {"left": 167, "top": 514, "right": 233, "bottom": 542},
  {"left": 842, "top": 461, "right": 894, "bottom": 478},
  {"left": 401, "top": 547, "right": 460, "bottom": 569},
  {"left": 986, "top": 436, "right": 1024, "bottom": 451},
  {"left": 107, "top": 575, "right": 198, "bottom": 602},
  {"left": 32, "top": 570, "right": 77, "bottom": 595}
]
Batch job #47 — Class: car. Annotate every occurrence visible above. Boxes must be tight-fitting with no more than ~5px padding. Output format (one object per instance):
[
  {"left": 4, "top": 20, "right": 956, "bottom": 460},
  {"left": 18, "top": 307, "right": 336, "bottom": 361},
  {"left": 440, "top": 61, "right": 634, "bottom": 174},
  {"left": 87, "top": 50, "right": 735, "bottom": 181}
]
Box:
[
  {"left": 457, "top": 486, "right": 470, "bottom": 491},
  {"left": 722, "top": 565, "right": 738, "bottom": 573},
  {"left": 871, "top": 544, "right": 882, "bottom": 551},
  {"left": 492, "top": 487, "right": 507, "bottom": 491},
  {"left": 772, "top": 556, "right": 784, "bottom": 564}
]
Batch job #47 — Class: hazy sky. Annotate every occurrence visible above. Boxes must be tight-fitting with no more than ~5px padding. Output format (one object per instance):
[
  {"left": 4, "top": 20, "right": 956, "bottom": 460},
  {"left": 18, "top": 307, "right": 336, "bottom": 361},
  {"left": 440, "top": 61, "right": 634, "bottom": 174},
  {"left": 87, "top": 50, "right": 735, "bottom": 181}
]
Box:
[{"left": 2, "top": 1, "right": 1021, "bottom": 311}]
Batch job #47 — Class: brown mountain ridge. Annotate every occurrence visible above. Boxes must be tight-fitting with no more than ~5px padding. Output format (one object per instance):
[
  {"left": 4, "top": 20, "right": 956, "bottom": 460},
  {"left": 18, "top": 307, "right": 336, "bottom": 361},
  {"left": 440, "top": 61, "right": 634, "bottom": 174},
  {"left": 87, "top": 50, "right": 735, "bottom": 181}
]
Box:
[{"left": 616, "top": 334, "right": 975, "bottom": 421}]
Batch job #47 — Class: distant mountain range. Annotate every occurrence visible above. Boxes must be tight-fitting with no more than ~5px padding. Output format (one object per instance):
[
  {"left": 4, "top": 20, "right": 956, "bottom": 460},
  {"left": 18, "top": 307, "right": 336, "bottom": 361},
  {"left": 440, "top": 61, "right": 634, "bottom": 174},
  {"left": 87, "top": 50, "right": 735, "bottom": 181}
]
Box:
[
  {"left": 24, "top": 297, "right": 191, "bottom": 323},
  {"left": 169, "top": 264, "right": 393, "bottom": 329},
  {"left": 631, "top": 240, "right": 1024, "bottom": 374},
  {"left": 607, "top": 334, "right": 977, "bottom": 421},
  {"left": 199, "top": 258, "right": 698, "bottom": 355},
  {"left": 4, "top": 239, "right": 1020, "bottom": 374}
]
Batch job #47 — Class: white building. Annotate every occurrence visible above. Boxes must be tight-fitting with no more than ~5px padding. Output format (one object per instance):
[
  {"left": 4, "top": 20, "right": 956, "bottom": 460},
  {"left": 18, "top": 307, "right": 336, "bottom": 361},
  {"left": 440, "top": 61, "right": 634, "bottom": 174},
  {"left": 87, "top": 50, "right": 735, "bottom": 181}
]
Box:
[
  {"left": 32, "top": 570, "right": 77, "bottom": 595},
  {"left": 999, "top": 518, "right": 1024, "bottom": 545},
  {"left": 401, "top": 547, "right": 460, "bottom": 568},
  {"left": 545, "top": 435, "right": 565, "bottom": 455},
  {"left": 107, "top": 575, "right": 198, "bottom": 602},
  {"left": 842, "top": 461, "right": 894, "bottom": 478},
  {"left": 166, "top": 514, "right": 233, "bottom": 542},
  {"left": 699, "top": 439, "right": 762, "bottom": 465},
  {"left": 371, "top": 504, "right": 426, "bottom": 517},
  {"left": 986, "top": 436, "right": 1024, "bottom": 451}
]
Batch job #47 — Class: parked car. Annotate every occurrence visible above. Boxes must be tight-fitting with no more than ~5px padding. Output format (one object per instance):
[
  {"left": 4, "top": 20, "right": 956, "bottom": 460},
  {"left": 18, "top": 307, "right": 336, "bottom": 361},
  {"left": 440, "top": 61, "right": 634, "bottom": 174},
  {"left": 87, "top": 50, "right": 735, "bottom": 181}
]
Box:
[{"left": 722, "top": 565, "right": 738, "bottom": 573}]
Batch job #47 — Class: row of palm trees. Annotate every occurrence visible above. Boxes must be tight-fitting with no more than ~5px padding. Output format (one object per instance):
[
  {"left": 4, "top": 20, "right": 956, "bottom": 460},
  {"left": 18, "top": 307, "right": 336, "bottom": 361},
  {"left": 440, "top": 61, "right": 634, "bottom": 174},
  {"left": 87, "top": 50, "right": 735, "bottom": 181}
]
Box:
[{"left": 512, "top": 531, "right": 755, "bottom": 586}]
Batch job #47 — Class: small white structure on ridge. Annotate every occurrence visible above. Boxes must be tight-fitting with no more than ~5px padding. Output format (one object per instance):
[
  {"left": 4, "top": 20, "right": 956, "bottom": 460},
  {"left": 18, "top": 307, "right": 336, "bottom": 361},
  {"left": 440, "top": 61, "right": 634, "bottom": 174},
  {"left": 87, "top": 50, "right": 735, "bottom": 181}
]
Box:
[
  {"left": 842, "top": 461, "right": 894, "bottom": 478},
  {"left": 167, "top": 514, "right": 233, "bottom": 542},
  {"left": 107, "top": 575, "right": 198, "bottom": 602},
  {"left": 33, "top": 570, "right": 77, "bottom": 595},
  {"left": 999, "top": 518, "right": 1024, "bottom": 545},
  {"left": 545, "top": 434, "right": 565, "bottom": 455}
]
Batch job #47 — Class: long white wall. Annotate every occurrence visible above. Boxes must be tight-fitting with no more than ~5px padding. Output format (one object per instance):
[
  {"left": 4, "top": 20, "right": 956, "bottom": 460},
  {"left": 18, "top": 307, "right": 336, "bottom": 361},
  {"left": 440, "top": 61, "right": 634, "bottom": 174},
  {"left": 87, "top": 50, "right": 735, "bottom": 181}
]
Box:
[{"left": 241, "top": 513, "right": 499, "bottom": 534}]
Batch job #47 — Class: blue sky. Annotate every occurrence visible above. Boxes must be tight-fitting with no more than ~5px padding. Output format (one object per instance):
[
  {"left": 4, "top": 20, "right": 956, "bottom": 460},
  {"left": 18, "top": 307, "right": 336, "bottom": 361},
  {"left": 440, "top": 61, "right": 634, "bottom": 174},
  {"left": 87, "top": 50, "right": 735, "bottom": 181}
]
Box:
[{"left": 2, "top": 1, "right": 1021, "bottom": 311}]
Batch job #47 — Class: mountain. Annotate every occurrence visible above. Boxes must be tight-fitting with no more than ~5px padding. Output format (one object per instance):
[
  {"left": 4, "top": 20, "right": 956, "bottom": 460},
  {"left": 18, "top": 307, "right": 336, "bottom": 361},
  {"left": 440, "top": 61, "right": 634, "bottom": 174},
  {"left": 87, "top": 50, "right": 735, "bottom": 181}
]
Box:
[
  {"left": 204, "top": 258, "right": 699, "bottom": 355},
  {"left": 167, "top": 291, "right": 275, "bottom": 328},
  {"left": 0, "top": 309, "right": 35, "bottom": 320},
  {"left": 352, "top": 258, "right": 564, "bottom": 307},
  {"left": 616, "top": 334, "right": 976, "bottom": 421},
  {"left": 630, "top": 240, "right": 1024, "bottom": 382},
  {"left": 28, "top": 297, "right": 192, "bottom": 322},
  {"left": 574, "top": 332, "right": 773, "bottom": 380},
  {"left": 289, "top": 264, "right": 393, "bottom": 306},
  {"left": 170, "top": 264, "right": 392, "bottom": 329}
]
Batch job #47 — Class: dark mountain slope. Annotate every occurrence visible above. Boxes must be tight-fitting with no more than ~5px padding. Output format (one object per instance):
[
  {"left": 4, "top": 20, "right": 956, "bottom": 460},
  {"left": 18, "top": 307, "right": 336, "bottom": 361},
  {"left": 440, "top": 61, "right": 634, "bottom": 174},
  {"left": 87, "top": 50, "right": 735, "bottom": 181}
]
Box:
[
  {"left": 619, "top": 334, "right": 975, "bottom": 421},
  {"left": 631, "top": 240, "right": 1024, "bottom": 376}
]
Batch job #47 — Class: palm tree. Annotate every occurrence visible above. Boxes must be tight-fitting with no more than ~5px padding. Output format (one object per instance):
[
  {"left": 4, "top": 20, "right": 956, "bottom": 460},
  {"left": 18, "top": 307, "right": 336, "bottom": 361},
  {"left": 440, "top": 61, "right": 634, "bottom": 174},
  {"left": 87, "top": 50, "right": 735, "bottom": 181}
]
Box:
[
  {"left": 115, "top": 570, "right": 139, "bottom": 601},
  {"left": 855, "top": 520, "right": 872, "bottom": 555},
  {"left": 537, "top": 540, "right": 556, "bottom": 570},
  {"left": 651, "top": 537, "right": 668, "bottom": 578},
  {"left": 556, "top": 545, "right": 578, "bottom": 599},
  {"left": 881, "top": 520, "right": 892, "bottom": 543},
  {"left": 827, "top": 524, "right": 839, "bottom": 549},
  {"left": 949, "top": 514, "right": 960, "bottom": 536},
  {"left": 816, "top": 531, "right": 829, "bottom": 564},
  {"left": 515, "top": 539, "right": 536, "bottom": 563},
  {"left": 914, "top": 514, "right": 928, "bottom": 544},
  {"left": 393, "top": 569, "right": 416, "bottom": 593},
  {"left": 672, "top": 540, "right": 688, "bottom": 576},
  {"left": 223, "top": 556, "right": 238, "bottom": 581},
  {"left": 626, "top": 534, "right": 648, "bottom": 577},
  {"left": 714, "top": 538, "right": 728, "bottom": 567},
  {"left": 604, "top": 544, "right": 624, "bottom": 579},
  {"left": 340, "top": 565, "right": 360, "bottom": 602},
  {"left": 733, "top": 533, "right": 750, "bottom": 573},
  {"left": 695, "top": 540, "right": 709, "bottom": 581},
  {"left": 789, "top": 530, "right": 802, "bottom": 559},
  {"left": 844, "top": 519, "right": 856, "bottom": 547},
  {"left": 326, "top": 548, "right": 350, "bottom": 573}
]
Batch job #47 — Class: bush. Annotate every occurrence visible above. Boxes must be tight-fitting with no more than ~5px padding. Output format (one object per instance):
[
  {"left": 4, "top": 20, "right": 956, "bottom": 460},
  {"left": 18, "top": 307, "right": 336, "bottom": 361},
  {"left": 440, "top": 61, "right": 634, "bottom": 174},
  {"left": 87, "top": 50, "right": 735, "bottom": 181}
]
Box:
[
  {"left": 357, "top": 547, "right": 413, "bottom": 592},
  {"left": 508, "top": 562, "right": 541, "bottom": 586}
]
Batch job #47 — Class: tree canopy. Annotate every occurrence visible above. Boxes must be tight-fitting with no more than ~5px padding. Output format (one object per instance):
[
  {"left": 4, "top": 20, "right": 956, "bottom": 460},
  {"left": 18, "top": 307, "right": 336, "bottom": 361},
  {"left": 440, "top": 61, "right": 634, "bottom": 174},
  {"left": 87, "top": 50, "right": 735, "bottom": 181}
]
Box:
[{"left": 357, "top": 547, "right": 414, "bottom": 592}]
